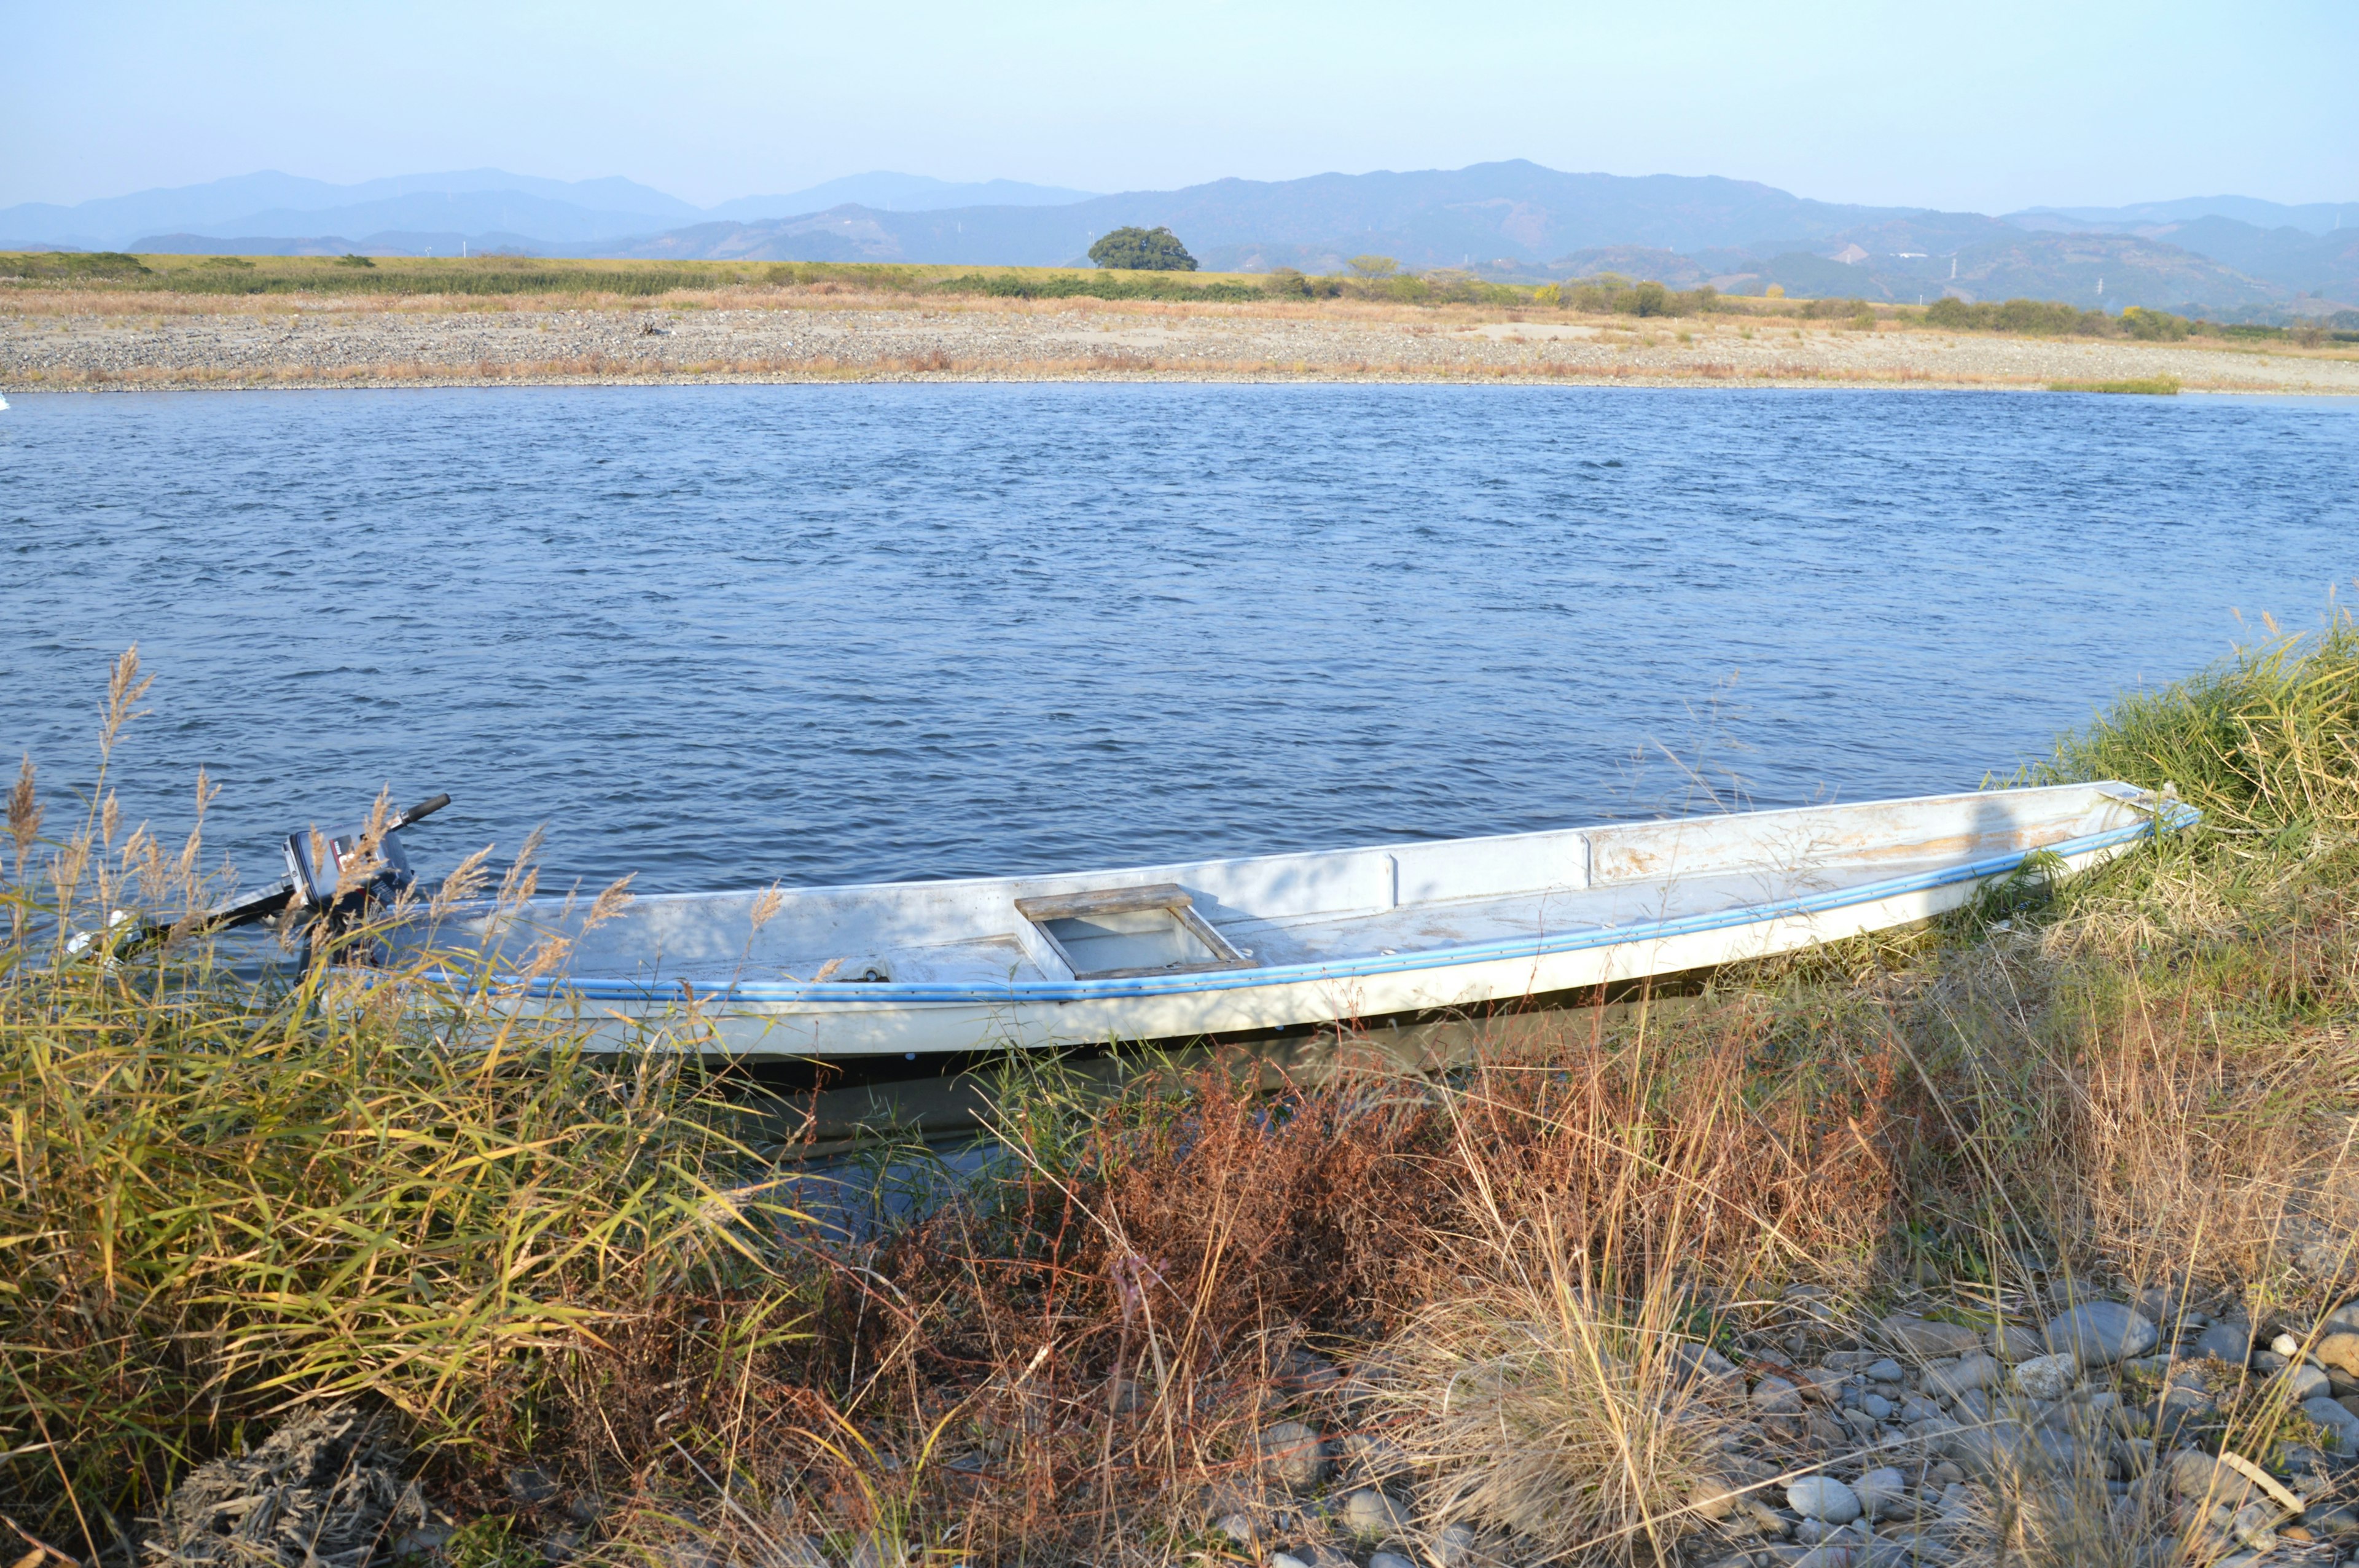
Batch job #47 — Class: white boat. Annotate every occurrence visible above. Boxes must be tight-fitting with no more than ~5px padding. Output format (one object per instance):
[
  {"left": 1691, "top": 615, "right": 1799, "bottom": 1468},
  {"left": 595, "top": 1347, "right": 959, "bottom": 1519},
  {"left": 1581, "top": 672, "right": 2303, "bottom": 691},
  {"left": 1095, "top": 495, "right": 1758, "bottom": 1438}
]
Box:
[{"left": 379, "top": 780, "right": 2188, "bottom": 1056}]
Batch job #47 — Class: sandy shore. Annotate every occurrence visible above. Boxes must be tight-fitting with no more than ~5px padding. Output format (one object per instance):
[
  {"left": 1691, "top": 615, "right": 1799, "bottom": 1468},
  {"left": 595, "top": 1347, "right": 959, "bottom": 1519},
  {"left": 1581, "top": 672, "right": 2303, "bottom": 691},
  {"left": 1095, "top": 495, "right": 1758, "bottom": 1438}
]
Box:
[{"left": 6, "top": 291, "right": 2357, "bottom": 394}]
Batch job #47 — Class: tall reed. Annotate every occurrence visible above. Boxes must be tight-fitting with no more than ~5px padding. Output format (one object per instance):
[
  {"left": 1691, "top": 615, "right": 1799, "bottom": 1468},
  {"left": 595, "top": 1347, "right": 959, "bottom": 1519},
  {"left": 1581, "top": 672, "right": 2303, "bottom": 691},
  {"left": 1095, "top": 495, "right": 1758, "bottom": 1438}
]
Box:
[{"left": 0, "top": 652, "right": 814, "bottom": 1550}]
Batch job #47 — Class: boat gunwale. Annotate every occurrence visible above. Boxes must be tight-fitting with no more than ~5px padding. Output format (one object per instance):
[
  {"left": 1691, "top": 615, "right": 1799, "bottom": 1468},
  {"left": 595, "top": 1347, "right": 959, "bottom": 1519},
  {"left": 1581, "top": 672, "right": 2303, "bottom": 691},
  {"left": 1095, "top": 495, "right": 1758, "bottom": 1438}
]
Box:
[{"left": 438, "top": 788, "right": 2195, "bottom": 1007}]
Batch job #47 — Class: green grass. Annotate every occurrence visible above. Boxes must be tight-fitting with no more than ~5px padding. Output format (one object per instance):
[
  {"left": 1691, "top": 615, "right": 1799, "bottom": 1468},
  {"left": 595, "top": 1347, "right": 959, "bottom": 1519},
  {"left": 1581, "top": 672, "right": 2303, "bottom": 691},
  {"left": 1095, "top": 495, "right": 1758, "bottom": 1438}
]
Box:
[{"left": 2047, "top": 375, "right": 2183, "bottom": 395}]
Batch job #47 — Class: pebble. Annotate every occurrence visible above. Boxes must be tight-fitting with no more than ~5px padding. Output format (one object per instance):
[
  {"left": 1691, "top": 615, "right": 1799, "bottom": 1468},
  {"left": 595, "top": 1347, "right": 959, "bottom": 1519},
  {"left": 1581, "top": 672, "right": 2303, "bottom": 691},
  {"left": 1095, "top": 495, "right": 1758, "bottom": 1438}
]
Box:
[
  {"left": 1753, "top": 1375, "right": 1805, "bottom": 1413},
  {"left": 1855, "top": 1467, "right": 1908, "bottom": 1519},
  {"left": 2043, "top": 1300, "right": 2158, "bottom": 1365},
  {"left": 2314, "top": 1330, "right": 2359, "bottom": 1376},
  {"left": 2289, "top": 1362, "right": 2333, "bottom": 1400},
  {"left": 1369, "top": 1554, "right": 1418, "bottom": 1568},
  {"left": 1879, "top": 1316, "right": 1983, "bottom": 1357},
  {"left": 1860, "top": 1392, "right": 1893, "bottom": 1420},
  {"left": 506, "top": 1465, "right": 560, "bottom": 1505},
  {"left": 1691, "top": 1472, "right": 1746, "bottom": 1519},
  {"left": 1922, "top": 1352, "right": 2001, "bottom": 1398},
  {"left": 1675, "top": 1340, "right": 1744, "bottom": 1389},
  {"left": 1864, "top": 1358, "right": 1904, "bottom": 1383},
  {"left": 1215, "top": 1514, "right": 1258, "bottom": 1545},
  {"left": 1256, "top": 1421, "right": 1331, "bottom": 1490},
  {"left": 2012, "top": 1351, "right": 2078, "bottom": 1400},
  {"left": 1985, "top": 1322, "right": 2045, "bottom": 1363},
  {"left": 1787, "top": 1475, "right": 1862, "bottom": 1524},
  {"left": 1434, "top": 1524, "right": 1477, "bottom": 1567},
  {"left": 1339, "top": 1489, "right": 1413, "bottom": 1542},
  {"left": 2302, "top": 1396, "right": 2359, "bottom": 1453},
  {"left": 2196, "top": 1319, "right": 2255, "bottom": 1364}
]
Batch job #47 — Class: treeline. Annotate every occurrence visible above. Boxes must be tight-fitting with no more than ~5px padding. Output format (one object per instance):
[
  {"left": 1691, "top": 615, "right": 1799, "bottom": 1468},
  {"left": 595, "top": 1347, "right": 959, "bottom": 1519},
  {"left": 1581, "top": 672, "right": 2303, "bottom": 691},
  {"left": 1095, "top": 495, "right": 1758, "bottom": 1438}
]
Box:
[
  {"left": 1922, "top": 296, "right": 2353, "bottom": 343},
  {"left": 938, "top": 271, "right": 1264, "bottom": 303}
]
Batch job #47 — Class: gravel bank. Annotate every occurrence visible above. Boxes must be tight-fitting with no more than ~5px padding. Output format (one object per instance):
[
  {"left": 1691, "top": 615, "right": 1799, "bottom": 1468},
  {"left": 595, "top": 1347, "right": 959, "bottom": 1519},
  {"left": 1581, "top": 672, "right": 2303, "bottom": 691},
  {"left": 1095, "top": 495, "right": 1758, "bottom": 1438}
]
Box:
[{"left": 6, "top": 298, "right": 2357, "bottom": 394}]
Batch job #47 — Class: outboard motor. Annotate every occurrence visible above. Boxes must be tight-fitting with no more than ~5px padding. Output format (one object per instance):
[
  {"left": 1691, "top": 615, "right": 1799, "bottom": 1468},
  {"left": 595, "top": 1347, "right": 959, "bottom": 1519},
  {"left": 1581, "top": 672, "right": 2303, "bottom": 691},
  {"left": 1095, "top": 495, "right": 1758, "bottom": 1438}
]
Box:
[{"left": 195, "top": 792, "right": 452, "bottom": 959}]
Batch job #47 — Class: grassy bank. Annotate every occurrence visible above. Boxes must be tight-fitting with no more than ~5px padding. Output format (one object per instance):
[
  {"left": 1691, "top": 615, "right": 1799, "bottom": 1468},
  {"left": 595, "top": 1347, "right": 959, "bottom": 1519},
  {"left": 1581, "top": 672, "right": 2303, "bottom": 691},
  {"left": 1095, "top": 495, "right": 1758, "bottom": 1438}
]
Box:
[
  {"left": 9, "top": 622, "right": 2359, "bottom": 1566},
  {"left": 9, "top": 252, "right": 2353, "bottom": 349}
]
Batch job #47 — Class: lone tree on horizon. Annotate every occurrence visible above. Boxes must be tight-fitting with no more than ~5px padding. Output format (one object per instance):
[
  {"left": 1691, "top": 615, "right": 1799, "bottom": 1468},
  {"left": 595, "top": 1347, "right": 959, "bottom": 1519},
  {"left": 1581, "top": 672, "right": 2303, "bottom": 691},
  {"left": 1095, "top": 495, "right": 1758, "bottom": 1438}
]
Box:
[{"left": 1088, "top": 227, "right": 1199, "bottom": 271}]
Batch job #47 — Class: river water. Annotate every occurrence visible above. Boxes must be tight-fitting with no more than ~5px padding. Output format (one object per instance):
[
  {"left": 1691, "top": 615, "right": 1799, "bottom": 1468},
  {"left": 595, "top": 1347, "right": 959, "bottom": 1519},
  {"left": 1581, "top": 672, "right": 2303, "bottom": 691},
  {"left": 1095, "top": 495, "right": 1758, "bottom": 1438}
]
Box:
[{"left": 2, "top": 384, "right": 2353, "bottom": 897}]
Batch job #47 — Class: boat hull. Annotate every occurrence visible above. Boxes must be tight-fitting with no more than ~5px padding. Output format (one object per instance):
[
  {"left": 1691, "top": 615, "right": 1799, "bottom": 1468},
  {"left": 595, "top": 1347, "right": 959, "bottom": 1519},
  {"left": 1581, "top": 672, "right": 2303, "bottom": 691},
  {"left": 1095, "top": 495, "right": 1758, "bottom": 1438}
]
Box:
[{"left": 445, "top": 784, "right": 2185, "bottom": 1056}]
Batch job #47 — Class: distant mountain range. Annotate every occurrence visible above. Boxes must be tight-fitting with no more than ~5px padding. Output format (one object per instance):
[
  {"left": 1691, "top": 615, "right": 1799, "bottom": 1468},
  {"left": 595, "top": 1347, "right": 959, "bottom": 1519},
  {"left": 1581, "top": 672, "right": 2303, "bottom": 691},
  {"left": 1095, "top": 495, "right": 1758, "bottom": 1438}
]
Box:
[
  {"left": 0, "top": 169, "right": 1099, "bottom": 252},
  {"left": 5, "top": 163, "right": 2353, "bottom": 318}
]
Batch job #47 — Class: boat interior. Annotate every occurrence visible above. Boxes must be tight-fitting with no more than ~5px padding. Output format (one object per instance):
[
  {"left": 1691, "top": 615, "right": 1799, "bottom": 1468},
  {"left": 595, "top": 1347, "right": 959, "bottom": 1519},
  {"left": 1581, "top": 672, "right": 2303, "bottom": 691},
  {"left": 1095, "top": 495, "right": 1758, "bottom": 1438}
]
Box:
[{"left": 419, "top": 783, "right": 2158, "bottom": 990}]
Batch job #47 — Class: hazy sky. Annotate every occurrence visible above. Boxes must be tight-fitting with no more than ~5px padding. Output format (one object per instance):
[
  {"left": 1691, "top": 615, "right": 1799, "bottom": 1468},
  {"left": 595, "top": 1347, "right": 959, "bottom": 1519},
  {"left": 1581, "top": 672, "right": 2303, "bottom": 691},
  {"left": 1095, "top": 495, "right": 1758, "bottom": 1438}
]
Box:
[{"left": 7, "top": 0, "right": 2352, "bottom": 213}]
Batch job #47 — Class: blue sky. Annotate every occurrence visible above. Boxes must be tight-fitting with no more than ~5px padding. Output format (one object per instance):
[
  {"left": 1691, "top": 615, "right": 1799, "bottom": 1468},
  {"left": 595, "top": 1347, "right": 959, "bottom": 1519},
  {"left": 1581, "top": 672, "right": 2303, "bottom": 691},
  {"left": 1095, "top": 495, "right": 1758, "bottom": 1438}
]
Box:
[{"left": 7, "top": 0, "right": 2352, "bottom": 213}]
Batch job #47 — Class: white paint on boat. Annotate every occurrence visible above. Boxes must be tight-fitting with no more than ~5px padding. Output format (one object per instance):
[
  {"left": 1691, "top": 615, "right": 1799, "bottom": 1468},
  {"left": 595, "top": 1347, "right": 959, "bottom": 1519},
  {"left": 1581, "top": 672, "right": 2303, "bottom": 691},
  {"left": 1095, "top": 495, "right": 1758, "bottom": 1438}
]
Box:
[{"left": 412, "top": 782, "right": 2190, "bottom": 1056}]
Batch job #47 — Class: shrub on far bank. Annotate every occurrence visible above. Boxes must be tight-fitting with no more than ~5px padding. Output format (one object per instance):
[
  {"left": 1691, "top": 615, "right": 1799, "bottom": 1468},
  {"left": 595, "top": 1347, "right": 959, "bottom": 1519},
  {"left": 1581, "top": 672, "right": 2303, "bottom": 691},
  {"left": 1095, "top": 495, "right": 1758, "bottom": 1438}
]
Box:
[
  {"left": 1924, "top": 295, "right": 2108, "bottom": 335},
  {"left": 2118, "top": 305, "right": 2192, "bottom": 340},
  {"left": 1554, "top": 275, "right": 1719, "bottom": 317}
]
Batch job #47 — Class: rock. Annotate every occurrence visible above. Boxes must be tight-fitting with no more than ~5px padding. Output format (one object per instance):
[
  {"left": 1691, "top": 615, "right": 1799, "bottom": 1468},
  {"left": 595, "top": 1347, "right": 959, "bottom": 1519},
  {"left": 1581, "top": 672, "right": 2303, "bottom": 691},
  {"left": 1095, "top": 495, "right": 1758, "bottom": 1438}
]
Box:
[
  {"left": 1340, "top": 1489, "right": 1413, "bottom": 1542},
  {"left": 2195, "top": 1319, "right": 2255, "bottom": 1364},
  {"left": 1369, "top": 1554, "right": 1418, "bottom": 1568},
  {"left": 2288, "top": 1363, "right": 2333, "bottom": 1401},
  {"left": 1855, "top": 1467, "right": 1908, "bottom": 1520},
  {"left": 1860, "top": 1392, "right": 1893, "bottom": 1420},
  {"left": 1880, "top": 1316, "right": 1983, "bottom": 1357},
  {"left": 1801, "top": 1411, "right": 1847, "bottom": 1446},
  {"left": 1333, "top": 1432, "right": 1412, "bottom": 1485},
  {"left": 1276, "top": 1348, "right": 1342, "bottom": 1395},
  {"left": 507, "top": 1464, "right": 560, "bottom": 1505},
  {"left": 1787, "top": 1475, "right": 1862, "bottom": 1524},
  {"left": 391, "top": 1525, "right": 456, "bottom": 1558},
  {"left": 1923, "top": 1353, "right": 2002, "bottom": 1399},
  {"left": 1673, "top": 1340, "right": 1744, "bottom": 1391},
  {"left": 2272, "top": 1332, "right": 2306, "bottom": 1359},
  {"left": 2013, "top": 1351, "right": 2079, "bottom": 1400},
  {"left": 1215, "top": 1514, "right": 1259, "bottom": 1545},
  {"left": 1864, "top": 1357, "right": 1905, "bottom": 1384},
  {"left": 1690, "top": 1471, "right": 1746, "bottom": 1521},
  {"left": 1898, "top": 1393, "right": 1944, "bottom": 1424},
  {"left": 2156, "top": 1371, "right": 2217, "bottom": 1422},
  {"left": 1753, "top": 1375, "right": 1804, "bottom": 1414},
  {"left": 1269, "top": 1554, "right": 1313, "bottom": 1568},
  {"left": 2314, "top": 1330, "right": 2359, "bottom": 1376},
  {"left": 1256, "top": 1421, "right": 1331, "bottom": 1490},
  {"left": 2303, "top": 1396, "right": 2359, "bottom": 1453},
  {"left": 1986, "top": 1323, "right": 2045, "bottom": 1363},
  {"left": 2310, "top": 1504, "right": 2359, "bottom": 1537},
  {"left": 1944, "top": 1418, "right": 2034, "bottom": 1476},
  {"left": 2043, "top": 1301, "right": 2158, "bottom": 1365},
  {"left": 2296, "top": 1240, "right": 2347, "bottom": 1281},
  {"left": 2168, "top": 1450, "right": 2231, "bottom": 1500},
  {"left": 1434, "top": 1523, "right": 1477, "bottom": 1566}
]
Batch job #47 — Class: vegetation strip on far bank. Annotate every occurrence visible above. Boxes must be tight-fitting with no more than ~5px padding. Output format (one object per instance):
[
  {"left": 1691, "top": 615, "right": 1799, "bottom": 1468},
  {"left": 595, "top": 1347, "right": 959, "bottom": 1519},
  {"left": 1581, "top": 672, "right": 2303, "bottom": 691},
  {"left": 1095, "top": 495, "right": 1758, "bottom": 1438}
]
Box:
[{"left": 10, "top": 612, "right": 2359, "bottom": 1566}]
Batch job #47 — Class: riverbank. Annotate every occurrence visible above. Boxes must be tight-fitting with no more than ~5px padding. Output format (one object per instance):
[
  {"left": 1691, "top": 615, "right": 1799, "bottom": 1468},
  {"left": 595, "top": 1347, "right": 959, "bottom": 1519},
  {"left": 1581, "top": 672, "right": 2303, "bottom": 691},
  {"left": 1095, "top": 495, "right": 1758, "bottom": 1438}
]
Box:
[
  {"left": 7, "top": 287, "right": 2358, "bottom": 394},
  {"left": 9, "top": 623, "right": 2359, "bottom": 1568}
]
